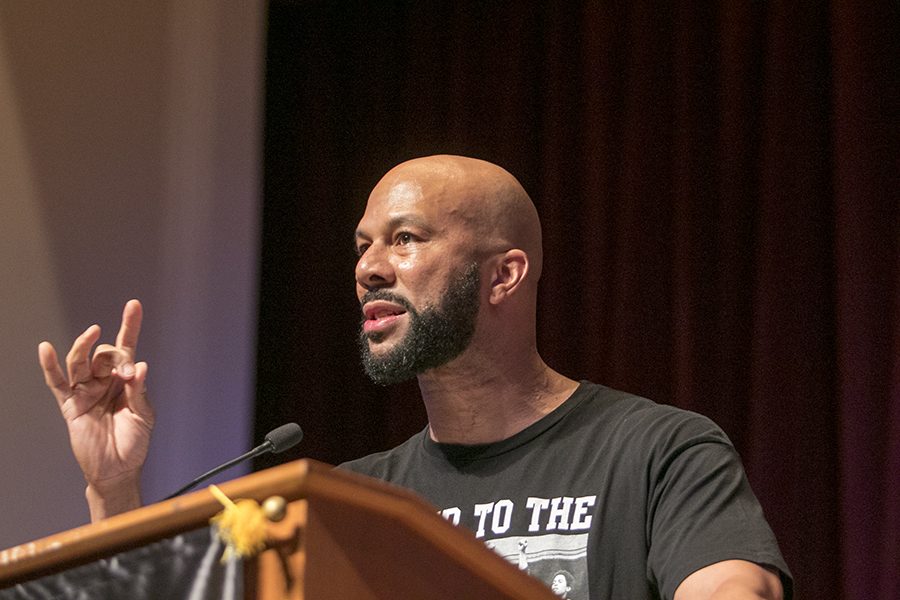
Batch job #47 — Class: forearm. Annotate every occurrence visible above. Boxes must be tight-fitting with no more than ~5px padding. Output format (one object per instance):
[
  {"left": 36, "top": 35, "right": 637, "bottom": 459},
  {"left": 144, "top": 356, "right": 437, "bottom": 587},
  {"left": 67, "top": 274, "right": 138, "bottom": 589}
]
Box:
[
  {"left": 85, "top": 477, "right": 143, "bottom": 522},
  {"left": 706, "top": 580, "right": 782, "bottom": 600},
  {"left": 675, "top": 560, "right": 783, "bottom": 600}
]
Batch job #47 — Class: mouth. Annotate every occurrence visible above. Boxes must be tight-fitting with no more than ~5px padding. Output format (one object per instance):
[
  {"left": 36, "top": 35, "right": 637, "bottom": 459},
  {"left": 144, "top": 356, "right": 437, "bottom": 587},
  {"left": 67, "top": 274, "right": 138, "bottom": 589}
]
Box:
[{"left": 362, "top": 300, "right": 408, "bottom": 334}]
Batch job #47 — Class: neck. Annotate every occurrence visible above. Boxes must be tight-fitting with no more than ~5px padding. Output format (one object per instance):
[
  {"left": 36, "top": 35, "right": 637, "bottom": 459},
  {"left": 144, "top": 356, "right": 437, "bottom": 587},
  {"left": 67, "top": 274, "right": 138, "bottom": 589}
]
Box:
[{"left": 416, "top": 348, "right": 578, "bottom": 445}]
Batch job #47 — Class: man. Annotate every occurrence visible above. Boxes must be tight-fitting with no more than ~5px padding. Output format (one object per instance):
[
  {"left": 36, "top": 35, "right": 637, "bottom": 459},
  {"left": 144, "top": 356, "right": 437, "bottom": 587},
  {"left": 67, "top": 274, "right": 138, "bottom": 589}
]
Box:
[
  {"left": 550, "top": 570, "right": 574, "bottom": 598},
  {"left": 39, "top": 156, "right": 790, "bottom": 599}
]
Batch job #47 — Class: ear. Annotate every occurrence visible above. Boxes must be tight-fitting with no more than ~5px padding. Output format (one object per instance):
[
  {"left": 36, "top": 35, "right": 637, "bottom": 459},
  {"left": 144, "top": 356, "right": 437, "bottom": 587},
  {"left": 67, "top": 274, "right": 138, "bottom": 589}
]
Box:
[{"left": 489, "top": 249, "right": 529, "bottom": 305}]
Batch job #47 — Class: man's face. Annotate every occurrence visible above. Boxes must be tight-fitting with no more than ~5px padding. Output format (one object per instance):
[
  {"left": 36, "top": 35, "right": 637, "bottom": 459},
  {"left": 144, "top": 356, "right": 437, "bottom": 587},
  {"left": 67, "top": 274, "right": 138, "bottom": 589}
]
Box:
[
  {"left": 354, "top": 170, "right": 483, "bottom": 383},
  {"left": 551, "top": 574, "right": 571, "bottom": 596},
  {"left": 358, "top": 262, "right": 480, "bottom": 384}
]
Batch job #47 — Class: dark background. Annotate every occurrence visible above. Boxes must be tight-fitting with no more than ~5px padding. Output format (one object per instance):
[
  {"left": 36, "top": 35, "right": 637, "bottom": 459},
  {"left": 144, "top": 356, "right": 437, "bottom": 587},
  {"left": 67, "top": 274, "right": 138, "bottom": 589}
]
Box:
[{"left": 256, "top": 2, "right": 898, "bottom": 599}]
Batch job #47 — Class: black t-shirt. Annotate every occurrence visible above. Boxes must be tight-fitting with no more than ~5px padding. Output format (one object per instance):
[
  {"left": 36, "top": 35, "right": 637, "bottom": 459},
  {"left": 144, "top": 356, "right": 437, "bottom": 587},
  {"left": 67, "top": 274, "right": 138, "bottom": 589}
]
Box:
[{"left": 341, "top": 382, "right": 792, "bottom": 600}]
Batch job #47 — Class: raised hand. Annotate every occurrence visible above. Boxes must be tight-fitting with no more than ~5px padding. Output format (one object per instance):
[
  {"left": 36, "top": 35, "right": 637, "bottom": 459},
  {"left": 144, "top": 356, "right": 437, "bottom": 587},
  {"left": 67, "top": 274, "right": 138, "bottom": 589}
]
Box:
[{"left": 38, "top": 299, "right": 154, "bottom": 520}]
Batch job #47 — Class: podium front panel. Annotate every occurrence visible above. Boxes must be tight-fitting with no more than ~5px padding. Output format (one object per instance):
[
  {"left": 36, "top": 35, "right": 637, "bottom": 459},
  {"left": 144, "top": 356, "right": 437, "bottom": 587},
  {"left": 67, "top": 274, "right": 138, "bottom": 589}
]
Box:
[{"left": 0, "top": 527, "right": 242, "bottom": 600}]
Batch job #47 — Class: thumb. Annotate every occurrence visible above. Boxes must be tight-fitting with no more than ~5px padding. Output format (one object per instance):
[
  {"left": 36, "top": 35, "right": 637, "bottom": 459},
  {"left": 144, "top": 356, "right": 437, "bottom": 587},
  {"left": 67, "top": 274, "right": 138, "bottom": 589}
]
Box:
[{"left": 91, "top": 345, "right": 133, "bottom": 380}]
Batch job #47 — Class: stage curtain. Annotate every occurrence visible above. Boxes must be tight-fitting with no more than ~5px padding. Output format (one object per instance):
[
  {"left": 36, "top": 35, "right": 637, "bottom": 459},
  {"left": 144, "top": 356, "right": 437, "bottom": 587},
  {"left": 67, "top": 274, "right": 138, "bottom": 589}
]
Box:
[{"left": 258, "top": 2, "right": 898, "bottom": 598}]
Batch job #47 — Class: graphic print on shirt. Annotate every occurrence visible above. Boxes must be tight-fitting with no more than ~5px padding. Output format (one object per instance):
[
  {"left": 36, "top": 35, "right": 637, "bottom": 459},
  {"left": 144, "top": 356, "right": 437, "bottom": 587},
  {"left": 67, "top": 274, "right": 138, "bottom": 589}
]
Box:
[
  {"left": 439, "top": 494, "right": 596, "bottom": 599},
  {"left": 486, "top": 533, "right": 588, "bottom": 599}
]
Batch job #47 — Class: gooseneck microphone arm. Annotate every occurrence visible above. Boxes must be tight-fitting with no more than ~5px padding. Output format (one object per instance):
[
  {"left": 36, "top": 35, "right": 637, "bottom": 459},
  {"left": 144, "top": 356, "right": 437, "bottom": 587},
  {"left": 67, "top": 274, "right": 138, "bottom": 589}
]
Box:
[{"left": 162, "top": 422, "right": 303, "bottom": 501}]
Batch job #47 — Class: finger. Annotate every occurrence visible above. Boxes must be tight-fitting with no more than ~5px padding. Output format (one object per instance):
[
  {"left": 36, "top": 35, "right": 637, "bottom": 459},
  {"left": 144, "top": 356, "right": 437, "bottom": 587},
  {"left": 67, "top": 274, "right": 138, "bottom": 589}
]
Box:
[
  {"left": 91, "top": 344, "right": 133, "bottom": 379},
  {"left": 63, "top": 379, "right": 108, "bottom": 420},
  {"left": 124, "top": 362, "right": 153, "bottom": 424},
  {"left": 115, "top": 299, "right": 143, "bottom": 357},
  {"left": 66, "top": 325, "right": 101, "bottom": 386},
  {"left": 38, "top": 341, "right": 70, "bottom": 409}
]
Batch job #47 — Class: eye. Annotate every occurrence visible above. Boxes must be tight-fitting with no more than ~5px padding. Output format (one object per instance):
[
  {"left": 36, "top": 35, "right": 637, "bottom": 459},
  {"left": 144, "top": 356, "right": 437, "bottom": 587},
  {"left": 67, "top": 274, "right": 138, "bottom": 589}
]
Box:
[
  {"left": 354, "top": 241, "right": 370, "bottom": 256},
  {"left": 396, "top": 231, "right": 415, "bottom": 246}
]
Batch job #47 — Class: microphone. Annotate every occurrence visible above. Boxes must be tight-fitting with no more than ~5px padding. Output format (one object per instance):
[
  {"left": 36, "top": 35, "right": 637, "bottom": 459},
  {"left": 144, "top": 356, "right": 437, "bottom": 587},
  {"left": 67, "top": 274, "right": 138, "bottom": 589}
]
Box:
[{"left": 163, "top": 423, "right": 303, "bottom": 500}]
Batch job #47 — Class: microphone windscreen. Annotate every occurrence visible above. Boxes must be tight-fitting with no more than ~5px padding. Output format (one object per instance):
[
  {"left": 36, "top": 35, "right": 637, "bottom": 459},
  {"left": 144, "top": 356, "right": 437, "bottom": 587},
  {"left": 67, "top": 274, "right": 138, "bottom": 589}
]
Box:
[{"left": 265, "top": 422, "right": 304, "bottom": 453}]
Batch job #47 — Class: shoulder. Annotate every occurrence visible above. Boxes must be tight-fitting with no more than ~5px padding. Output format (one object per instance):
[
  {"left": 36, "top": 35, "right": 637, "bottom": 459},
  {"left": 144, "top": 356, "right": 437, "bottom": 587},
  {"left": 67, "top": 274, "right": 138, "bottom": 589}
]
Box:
[
  {"left": 337, "top": 427, "right": 428, "bottom": 482},
  {"left": 565, "top": 382, "right": 738, "bottom": 487},
  {"left": 573, "top": 381, "right": 731, "bottom": 447}
]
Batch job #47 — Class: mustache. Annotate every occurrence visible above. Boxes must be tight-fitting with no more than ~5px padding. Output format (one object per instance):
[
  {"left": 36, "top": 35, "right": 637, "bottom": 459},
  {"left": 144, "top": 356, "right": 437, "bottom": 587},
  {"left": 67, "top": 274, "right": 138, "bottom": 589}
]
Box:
[{"left": 359, "top": 289, "right": 416, "bottom": 314}]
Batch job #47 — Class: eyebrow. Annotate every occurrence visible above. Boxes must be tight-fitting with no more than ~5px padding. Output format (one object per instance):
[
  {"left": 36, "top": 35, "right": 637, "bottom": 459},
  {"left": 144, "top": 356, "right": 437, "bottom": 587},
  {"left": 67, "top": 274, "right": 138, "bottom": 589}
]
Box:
[{"left": 354, "top": 214, "right": 434, "bottom": 243}]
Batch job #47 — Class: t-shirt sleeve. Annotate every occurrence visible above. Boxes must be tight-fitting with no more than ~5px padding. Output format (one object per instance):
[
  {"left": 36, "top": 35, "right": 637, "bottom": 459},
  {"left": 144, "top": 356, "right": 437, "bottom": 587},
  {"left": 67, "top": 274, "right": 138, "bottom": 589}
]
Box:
[{"left": 644, "top": 422, "right": 792, "bottom": 600}]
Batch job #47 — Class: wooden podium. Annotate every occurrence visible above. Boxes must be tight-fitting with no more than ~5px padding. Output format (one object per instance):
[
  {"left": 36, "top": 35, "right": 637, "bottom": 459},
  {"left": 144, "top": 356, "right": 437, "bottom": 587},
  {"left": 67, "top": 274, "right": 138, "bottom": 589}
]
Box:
[{"left": 0, "top": 460, "right": 556, "bottom": 599}]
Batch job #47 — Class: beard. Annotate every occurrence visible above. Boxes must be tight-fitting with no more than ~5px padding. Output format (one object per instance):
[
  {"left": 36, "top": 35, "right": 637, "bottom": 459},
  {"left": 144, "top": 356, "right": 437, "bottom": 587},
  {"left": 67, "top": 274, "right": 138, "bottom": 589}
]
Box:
[{"left": 358, "top": 263, "right": 480, "bottom": 385}]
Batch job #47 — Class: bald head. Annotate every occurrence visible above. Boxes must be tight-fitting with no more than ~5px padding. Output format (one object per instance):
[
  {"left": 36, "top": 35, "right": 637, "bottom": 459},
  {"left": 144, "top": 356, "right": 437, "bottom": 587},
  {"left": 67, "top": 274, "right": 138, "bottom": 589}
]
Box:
[
  {"left": 369, "top": 155, "right": 543, "bottom": 281},
  {"left": 355, "top": 155, "right": 546, "bottom": 383}
]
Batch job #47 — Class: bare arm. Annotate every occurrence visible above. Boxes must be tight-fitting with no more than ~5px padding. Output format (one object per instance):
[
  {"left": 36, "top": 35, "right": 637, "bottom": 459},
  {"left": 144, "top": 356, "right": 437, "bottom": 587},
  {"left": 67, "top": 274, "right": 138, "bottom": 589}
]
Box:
[
  {"left": 38, "top": 299, "right": 154, "bottom": 521},
  {"left": 674, "top": 560, "right": 784, "bottom": 600}
]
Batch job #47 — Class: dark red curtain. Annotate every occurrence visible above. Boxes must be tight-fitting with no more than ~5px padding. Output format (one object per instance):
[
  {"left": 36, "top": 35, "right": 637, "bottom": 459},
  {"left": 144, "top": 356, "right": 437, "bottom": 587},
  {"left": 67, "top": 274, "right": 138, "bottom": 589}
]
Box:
[{"left": 257, "top": 2, "right": 898, "bottom": 598}]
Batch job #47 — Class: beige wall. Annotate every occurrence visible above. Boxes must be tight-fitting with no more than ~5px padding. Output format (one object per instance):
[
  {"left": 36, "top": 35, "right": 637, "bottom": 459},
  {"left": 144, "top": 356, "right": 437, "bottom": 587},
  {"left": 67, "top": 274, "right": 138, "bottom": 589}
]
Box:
[{"left": 0, "top": 1, "right": 263, "bottom": 547}]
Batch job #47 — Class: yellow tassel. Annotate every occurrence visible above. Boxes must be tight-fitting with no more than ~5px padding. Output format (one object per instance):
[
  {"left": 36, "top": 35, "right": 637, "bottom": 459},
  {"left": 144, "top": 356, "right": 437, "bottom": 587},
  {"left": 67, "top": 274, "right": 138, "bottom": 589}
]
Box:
[{"left": 209, "top": 485, "right": 268, "bottom": 561}]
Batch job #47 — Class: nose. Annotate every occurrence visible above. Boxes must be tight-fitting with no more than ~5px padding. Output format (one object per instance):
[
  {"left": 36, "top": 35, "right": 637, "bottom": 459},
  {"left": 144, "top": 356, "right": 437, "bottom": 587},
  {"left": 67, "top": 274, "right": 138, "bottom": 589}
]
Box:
[{"left": 355, "top": 242, "right": 395, "bottom": 291}]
